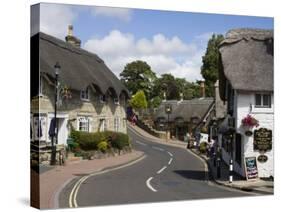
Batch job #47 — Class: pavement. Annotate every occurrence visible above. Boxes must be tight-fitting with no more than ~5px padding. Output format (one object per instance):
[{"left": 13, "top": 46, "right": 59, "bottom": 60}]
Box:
[
  {"left": 129, "top": 124, "right": 274, "bottom": 195},
  {"left": 190, "top": 148, "right": 274, "bottom": 194},
  {"left": 38, "top": 149, "right": 145, "bottom": 209}
]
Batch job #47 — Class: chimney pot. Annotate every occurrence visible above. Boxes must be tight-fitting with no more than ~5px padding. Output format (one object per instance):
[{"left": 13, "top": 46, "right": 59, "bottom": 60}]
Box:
[
  {"left": 68, "top": 25, "right": 73, "bottom": 36},
  {"left": 199, "top": 81, "right": 206, "bottom": 98},
  {"left": 65, "top": 25, "right": 81, "bottom": 48}
]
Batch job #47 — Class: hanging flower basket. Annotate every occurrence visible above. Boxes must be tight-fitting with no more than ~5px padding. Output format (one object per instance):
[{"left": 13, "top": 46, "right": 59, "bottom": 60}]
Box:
[{"left": 241, "top": 114, "right": 259, "bottom": 136}]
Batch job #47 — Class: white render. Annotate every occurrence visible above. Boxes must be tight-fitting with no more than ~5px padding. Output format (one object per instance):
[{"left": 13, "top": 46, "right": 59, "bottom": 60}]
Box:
[{"left": 221, "top": 91, "right": 274, "bottom": 178}]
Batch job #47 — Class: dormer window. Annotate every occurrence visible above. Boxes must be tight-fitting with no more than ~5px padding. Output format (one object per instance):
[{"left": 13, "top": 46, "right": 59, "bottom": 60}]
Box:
[
  {"left": 99, "top": 95, "right": 107, "bottom": 103},
  {"left": 81, "top": 87, "right": 90, "bottom": 101},
  {"left": 114, "top": 98, "right": 119, "bottom": 105}
]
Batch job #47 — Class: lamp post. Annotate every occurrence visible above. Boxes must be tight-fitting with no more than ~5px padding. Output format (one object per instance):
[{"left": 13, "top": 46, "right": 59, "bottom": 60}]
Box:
[
  {"left": 165, "top": 104, "right": 172, "bottom": 141},
  {"left": 50, "top": 62, "right": 61, "bottom": 165}
]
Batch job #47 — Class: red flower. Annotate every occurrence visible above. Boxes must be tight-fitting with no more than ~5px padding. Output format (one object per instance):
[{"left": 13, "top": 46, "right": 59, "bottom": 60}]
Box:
[{"left": 241, "top": 114, "right": 259, "bottom": 128}]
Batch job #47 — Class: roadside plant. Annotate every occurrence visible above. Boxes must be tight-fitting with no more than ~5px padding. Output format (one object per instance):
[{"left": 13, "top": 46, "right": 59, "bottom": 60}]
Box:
[{"left": 97, "top": 141, "right": 108, "bottom": 153}]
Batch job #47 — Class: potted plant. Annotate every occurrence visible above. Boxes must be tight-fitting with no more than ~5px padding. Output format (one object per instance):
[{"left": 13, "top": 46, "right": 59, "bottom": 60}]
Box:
[{"left": 241, "top": 114, "right": 259, "bottom": 136}]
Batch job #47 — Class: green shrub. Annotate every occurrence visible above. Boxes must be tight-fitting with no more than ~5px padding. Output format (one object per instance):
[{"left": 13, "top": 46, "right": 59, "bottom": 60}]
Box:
[
  {"left": 97, "top": 141, "right": 108, "bottom": 153},
  {"left": 70, "top": 130, "right": 80, "bottom": 143},
  {"left": 70, "top": 130, "right": 130, "bottom": 151},
  {"left": 111, "top": 132, "right": 130, "bottom": 150},
  {"left": 199, "top": 142, "right": 208, "bottom": 154}
]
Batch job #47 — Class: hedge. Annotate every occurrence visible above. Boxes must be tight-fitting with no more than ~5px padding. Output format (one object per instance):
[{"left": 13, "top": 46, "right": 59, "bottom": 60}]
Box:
[{"left": 70, "top": 130, "right": 130, "bottom": 151}]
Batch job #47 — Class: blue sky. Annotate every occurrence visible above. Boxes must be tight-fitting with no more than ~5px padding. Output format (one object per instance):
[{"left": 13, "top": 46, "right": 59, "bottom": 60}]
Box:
[{"left": 37, "top": 3, "right": 273, "bottom": 81}]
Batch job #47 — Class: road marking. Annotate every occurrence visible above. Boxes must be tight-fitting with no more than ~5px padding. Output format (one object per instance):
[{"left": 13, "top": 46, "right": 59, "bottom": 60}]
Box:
[
  {"left": 68, "top": 154, "right": 146, "bottom": 208},
  {"left": 157, "top": 166, "right": 167, "bottom": 174},
  {"left": 168, "top": 158, "right": 173, "bottom": 165},
  {"left": 135, "top": 140, "right": 147, "bottom": 146},
  {"left": 152, "top": 146, "right": 164, "bottom": 151},
  {"left": 167, "top": 151, "right": 173, "bottom": 157},
  {"left": 146, "top": 177, "right": 157, "bottom": 192}
]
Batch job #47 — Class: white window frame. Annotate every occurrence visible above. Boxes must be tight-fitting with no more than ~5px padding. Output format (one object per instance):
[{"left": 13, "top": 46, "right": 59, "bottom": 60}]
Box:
[
  {"left": 77, "top": 116, "right": 91, "bottom": 132},
  {"left": 114, "top": 117, "right": 120, "bottom": 132},
  {"left": 80, "top": 87, "right": 90, "bottom": 101},
  {"left": 114, "top": 98, "right": 120, "bottom": 105},
  {"left": 99, "top": 118, "right": 108, "bottom": 132},
  {"left": 99, "top": 95, "right": 106, "bottom": 103},
  {"left": 254, "top": 93, "right": 271, "bottom": 108}
]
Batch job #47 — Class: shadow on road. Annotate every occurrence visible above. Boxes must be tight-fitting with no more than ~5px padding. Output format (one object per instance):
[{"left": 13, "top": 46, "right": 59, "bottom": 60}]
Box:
[{"left": 174, "top": 170, "right": 206, "bottom": 181}]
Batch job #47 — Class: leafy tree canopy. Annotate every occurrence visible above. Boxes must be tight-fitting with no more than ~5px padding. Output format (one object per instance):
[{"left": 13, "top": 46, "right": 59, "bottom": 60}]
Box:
[
  {"left": 120, "top": 60, "right": 156, "bottom": 99},
  {"left": 201, "top": 34, "right": 224, "bottom": 97},
  {"left": 129, "top": 90, "right": 148, "bottom": 110}
]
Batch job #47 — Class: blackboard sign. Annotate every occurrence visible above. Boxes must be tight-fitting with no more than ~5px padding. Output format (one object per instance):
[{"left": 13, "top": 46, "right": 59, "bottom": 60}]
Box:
[
  {"left": 254, "top": 128, "right": 272, "bottom": 151},
  {"left": 244, "top": 157, "right": 258, "bottom": 180}
]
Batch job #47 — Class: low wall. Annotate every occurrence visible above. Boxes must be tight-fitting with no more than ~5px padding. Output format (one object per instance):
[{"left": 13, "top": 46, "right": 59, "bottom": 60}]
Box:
[{"left": 136, "top": 120, "right": 166, "bottom": 139}]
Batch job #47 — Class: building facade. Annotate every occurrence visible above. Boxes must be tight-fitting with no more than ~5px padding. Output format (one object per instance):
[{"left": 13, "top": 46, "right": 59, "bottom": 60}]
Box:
[
  {"left": 218, "top": 29, "right": 273, "bottom": 178},
  {"left": 31, "top": 26, "right": 129, "bottom": 147}
]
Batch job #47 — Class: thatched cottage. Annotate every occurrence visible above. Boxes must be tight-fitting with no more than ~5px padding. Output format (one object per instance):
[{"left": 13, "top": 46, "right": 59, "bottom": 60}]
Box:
[
  {"left": 154, "top": 97, "right": 214, "bottom": 141},
  {"left": 218, "top": 28, "right": 273, "bottom": 178},
  {"left": 31, "top": 26, "right": 130, "bottom": 147}
]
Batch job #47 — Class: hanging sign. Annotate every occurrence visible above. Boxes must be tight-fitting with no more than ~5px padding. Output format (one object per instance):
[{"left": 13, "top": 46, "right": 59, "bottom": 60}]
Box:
[{"left": 254, "top": 128, "right": 272, "bottom": 151}]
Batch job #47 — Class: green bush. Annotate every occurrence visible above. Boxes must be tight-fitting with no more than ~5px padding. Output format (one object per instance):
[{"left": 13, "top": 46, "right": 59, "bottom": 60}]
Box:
[
  {"left": 111, "top": 132, "right": 130, "bottom": 150},
  {"left": 97, "top": 141, "right": 108, "bottom": 153},
  {"left": 199, "top": 142, "right": 208, "bottom": 154},
  {"left": 70, "top": 130, "right": 130, "bottom": 151}
]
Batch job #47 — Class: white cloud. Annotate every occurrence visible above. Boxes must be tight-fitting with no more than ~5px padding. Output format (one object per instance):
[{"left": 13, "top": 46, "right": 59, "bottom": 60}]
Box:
[
  {"left": 91, "top": 7, "right": 132, "bottom": 22},
  {"left": 84, "top": 30, "right": 205, "bottom": 82},
  {"left": 40, "top": 4, "right": 77, "bottom": 39}
]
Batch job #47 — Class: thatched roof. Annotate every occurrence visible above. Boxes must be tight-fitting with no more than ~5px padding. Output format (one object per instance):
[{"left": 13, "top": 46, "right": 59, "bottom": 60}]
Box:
[
  {"left": 154, "top": 98, "right": 214, "bottom": 123},
  {"left": 219, "top": 28, "right": 273, "bottom": 100},
  {"left": 32, "top": 32, "right": 129, "bottom": 98}
]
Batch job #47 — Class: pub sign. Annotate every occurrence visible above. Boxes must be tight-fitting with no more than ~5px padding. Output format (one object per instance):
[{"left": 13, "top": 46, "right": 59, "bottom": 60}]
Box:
[{"left": 254, "top": 128, "right": 272, "bottom": 151}]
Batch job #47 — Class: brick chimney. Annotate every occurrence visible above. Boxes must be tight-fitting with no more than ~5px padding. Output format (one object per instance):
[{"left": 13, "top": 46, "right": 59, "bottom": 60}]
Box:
[
  {"left": 65, "top": 25, "right": 81, "bottom": 48},
  {"left": 199, "top": 81, "right": 206, "bottom": 98}
]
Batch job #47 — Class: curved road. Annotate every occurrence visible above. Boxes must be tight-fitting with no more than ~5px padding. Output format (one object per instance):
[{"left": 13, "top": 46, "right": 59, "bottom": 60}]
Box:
[{"left": 59, "top": 126, "right": 254, "bottom": 207}]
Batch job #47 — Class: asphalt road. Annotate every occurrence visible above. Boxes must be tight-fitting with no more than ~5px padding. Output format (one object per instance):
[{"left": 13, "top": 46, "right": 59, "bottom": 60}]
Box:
[{"left": 59, "top": 127, "right": 255, "bottom": 208}]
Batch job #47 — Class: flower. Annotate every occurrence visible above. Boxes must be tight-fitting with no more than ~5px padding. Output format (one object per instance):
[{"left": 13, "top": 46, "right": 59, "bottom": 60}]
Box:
[{"left": 241, "top": 114, "right": 259, "bottom": 128}]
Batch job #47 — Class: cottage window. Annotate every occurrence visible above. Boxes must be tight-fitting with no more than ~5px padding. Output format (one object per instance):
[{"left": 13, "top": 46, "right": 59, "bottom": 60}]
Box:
[
  {"left": 99, "top": 95, "right": 107, "bottom": 103},
  {"left": 114, "top": 98, "right": 120, "bottom": 105},
  {"left": 255, "top": 94, "right": 271, "bottom": 108},
  {"left": 81, "top": 87, "right": 90, "bottom": 101},
  {"left": 78, "top": 117, "right": 90, "bottom": 132},
  {"left": 99, "top": 119, "right": 107, "bottom": 132},
  {"left": 114, "top": 117, "right": 120, "bottom": 132}
]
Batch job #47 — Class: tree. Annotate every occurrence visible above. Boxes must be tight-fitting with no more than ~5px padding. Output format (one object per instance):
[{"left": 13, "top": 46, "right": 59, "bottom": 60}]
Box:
[
  {"left": 201, "top": 34, "right": 224, "bottom": 97},
  {"left": 120, "top": 60, "right": 156, "bottom": 99},
  {"left": 129, "top": 90, "right": 148, "bottom": 110}
]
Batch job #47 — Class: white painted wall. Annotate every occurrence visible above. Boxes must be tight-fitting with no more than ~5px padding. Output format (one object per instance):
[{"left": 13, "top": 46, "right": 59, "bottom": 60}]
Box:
[{"left": 235, "top": 91, "right": 274, "bottom": 178}]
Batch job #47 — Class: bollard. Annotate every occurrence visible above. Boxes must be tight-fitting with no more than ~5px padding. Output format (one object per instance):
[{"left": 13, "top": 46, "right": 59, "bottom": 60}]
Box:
[
  {"left": 229, "top": 159, "right": 233, "bottom": 183},
  {"left": 213, "top": 152, "right": 216, "bottom": 167},
  {"left": 217, "top": 157, "right": 221, "bottom": 178}
]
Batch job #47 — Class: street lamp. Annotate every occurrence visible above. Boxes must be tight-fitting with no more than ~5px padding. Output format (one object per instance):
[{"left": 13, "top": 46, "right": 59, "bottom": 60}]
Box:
[
  {"left": 165, "top": 104, "right": 172, "bottom": 141},
  {"left": 50, "top": 62, "right": 61, "bottom": 165}
]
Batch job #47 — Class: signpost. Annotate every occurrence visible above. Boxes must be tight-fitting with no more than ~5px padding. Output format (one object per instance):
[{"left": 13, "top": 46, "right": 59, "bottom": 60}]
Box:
[
  {"left": 244, "top": 157, "right": 258, "bottom": 180},
  {"left": 254, "top": 128, "right": 272, "bottom": 151}
]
